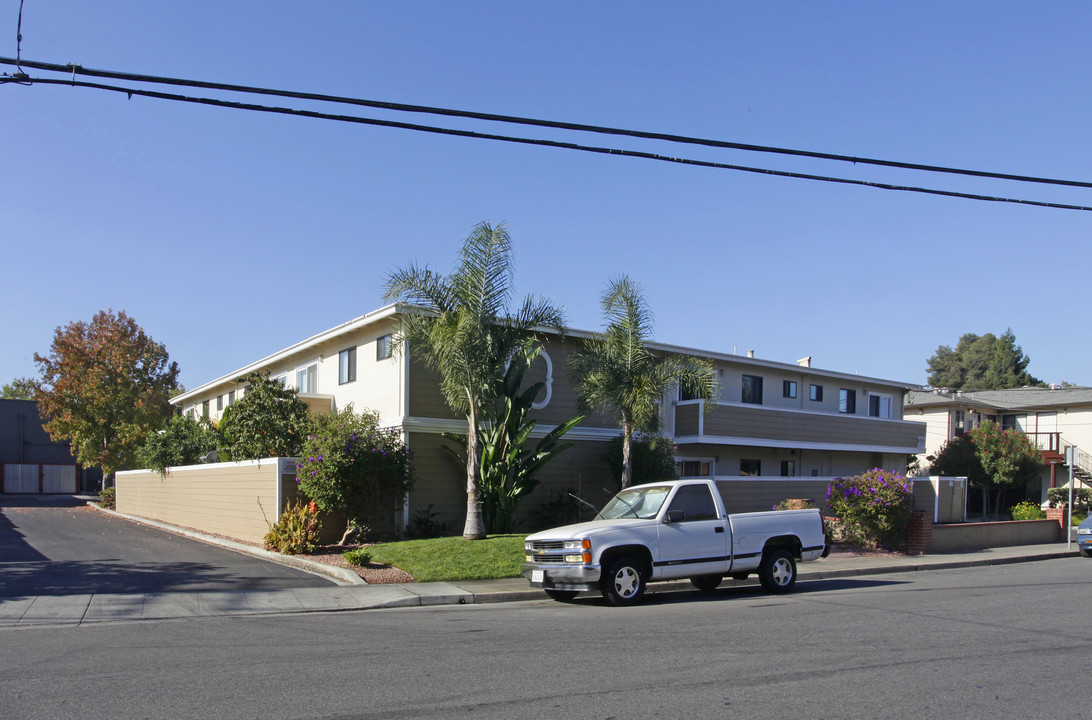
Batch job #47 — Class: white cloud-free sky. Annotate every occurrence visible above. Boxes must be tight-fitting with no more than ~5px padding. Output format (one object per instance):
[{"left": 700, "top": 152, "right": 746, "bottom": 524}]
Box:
[{"left": 3, "top": 1, "right": 1090, "bottom": 391}]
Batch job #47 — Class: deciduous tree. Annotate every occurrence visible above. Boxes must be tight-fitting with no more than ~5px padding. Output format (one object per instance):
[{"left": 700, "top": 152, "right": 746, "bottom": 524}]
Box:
[
  {"left": 1, "top": 376, "right": 37, "bottom": 400},
  {"left": 217, "top": 372, "right": 310, "bottom": 460},
  {"left": 34, "top": 310, "right": 180, "bottom": 480}
]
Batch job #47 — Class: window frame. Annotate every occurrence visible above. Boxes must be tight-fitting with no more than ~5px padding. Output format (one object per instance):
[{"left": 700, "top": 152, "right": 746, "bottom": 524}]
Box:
[
  {"left": 741, "top": 374, "right": 764, "bottom": 405},
  {"left": 810, "top": 384, "right": 823, "bottom": 402},
  {"left": 783, "top": 380, "right": 798, "bottom": 399},
  {"left": 839, "top": 388, "right": 856, "bottom": 414},
  {"left": 339, "top": 346, "right": 357, "bottom": 385},
  {"left": 739, "top": 459, "right": 761, "bottom": 476},
  {"left": 295, "top": 362, "right": 318, "bottom": 394},
  {"left": 376, "top": 334, "right": 393, "bottom": 361},
  {"left": 867, "top": 392, "right": 893, "bottom": 418}
]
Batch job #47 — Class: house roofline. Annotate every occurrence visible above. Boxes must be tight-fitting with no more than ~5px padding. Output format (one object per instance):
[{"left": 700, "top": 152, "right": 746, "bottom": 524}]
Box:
[{"left": 173, "top": 303, "right": 915, "bottom": 405}]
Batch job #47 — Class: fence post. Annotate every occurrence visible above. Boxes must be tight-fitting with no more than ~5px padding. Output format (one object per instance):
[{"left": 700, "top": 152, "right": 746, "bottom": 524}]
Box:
[{"left": 905, "top": 511, "right": 933, "bottom": 555}]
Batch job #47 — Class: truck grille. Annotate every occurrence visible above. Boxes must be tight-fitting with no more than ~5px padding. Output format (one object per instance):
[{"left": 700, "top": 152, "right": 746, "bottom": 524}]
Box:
[{"left": 529, "top": 541, "right": 565, "bottom": 551}]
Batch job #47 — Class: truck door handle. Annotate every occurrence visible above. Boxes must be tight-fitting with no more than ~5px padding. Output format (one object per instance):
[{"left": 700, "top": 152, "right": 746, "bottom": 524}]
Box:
[{"left": 715, "top": 527, "right": 724, "bottom": 533}]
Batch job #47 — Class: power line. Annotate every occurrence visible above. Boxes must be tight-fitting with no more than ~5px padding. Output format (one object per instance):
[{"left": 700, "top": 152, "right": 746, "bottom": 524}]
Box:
[
  {"left": 3, "top": 56, "right": 1091, "bottom": 191},
  {"left": 4, "top": 67, "right": 1092, "bottom": 212},
  {"left": 7, "top": 74, "right": 1092, "bottom": 213}
]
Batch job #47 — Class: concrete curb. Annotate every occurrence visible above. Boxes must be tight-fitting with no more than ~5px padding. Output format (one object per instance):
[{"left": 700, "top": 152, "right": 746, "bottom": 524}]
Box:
[{"left": 86, "top": 502, "right": 367, "bottom": 586}]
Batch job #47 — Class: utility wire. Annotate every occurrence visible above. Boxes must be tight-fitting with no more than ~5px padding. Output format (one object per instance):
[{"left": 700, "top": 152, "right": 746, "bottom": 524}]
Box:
[
  {"left": 6, "top": 73, "right": 1092, "bottom": 212},
  {"left": 3, "top": 56, "right": 1092, "bottom": 191}
]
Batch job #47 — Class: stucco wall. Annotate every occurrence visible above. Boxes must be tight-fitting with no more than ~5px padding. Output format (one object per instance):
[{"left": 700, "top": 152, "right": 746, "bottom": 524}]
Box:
[{"left": 930, "top": 519, "right": 1059, "bottom": 552}]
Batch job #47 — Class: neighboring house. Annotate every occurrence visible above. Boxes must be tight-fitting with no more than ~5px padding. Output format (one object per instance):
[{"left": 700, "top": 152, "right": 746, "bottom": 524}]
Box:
[
  {"left": 905, "top": 387, "right": 1092, "bottom": 502},
  {"left": 0, "top": 398, "right": 96, "bottom": 494},
  {"left": 173, "top": 304, "right": 925, "bottom": 531}
]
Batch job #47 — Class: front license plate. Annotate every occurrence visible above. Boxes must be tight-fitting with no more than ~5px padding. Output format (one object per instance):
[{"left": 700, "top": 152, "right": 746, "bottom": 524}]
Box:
[{"left": 531, "top": 569, "right": 544, "bottom": 583}]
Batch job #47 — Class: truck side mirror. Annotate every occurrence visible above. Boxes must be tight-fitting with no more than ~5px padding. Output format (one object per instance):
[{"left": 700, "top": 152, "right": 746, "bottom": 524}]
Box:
[{"left": 664, "top": 510, "right": 685, "bottom": 524}]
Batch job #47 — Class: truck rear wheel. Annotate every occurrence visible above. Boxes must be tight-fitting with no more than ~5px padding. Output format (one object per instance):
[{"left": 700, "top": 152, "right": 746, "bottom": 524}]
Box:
[
  {"left": 600, "top": 556, "right": 646, "bottom": 606},
  {"left": 690, "top": 574, "right": 722, "bottom": 592},
  {"left": 759, "top": 548, "right": 797, "bottom": 594}
]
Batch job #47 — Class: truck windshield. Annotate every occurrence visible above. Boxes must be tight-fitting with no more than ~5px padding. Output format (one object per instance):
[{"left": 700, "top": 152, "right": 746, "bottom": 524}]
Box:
[{"left": 600, "top": 485, "right": 672, "bottom": 520}]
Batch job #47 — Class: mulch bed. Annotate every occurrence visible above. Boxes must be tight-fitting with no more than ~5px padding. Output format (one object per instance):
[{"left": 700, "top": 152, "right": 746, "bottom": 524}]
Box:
[{"left": 304, "top": 544, "right": 415, "bottom": 584}]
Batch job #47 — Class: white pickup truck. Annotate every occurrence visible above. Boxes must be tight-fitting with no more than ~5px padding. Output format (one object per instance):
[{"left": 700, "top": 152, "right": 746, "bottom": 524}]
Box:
[{"left": 522, "top": 479, "right": 829, "bottom": 605}]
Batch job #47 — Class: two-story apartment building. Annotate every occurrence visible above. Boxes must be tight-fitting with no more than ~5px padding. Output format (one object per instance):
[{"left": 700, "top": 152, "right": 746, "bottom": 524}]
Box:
[
  {"left": 173, "top": 304, "right": 925, "bottom": 530},
  {"left": 905, "top": 386, "right": 1092, "bottom": 502}
]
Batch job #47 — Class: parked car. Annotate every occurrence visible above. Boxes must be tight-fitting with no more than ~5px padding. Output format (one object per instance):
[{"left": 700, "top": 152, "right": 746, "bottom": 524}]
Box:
[{"left": 1077, "top": 516, "right": 1092, "bottom": 558}]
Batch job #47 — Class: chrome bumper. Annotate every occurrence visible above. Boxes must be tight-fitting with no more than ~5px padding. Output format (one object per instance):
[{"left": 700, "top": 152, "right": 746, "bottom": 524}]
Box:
[{"left": 521, "top": 562, "right": 602, "bottom": 592}]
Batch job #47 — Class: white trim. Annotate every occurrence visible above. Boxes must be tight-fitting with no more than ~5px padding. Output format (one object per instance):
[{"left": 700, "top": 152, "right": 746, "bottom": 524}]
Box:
[
  {"left": 530, "top": 348, "right": 554, "bottom": 410},
  {"left": 116, "top": 457, "right": 291, "bottom": 476},
  {"left": 172, "top": 304, "right": 401, "bottom": 404},
  {"left": 672, "top": 435, "right": 922, "bottom": 455}
]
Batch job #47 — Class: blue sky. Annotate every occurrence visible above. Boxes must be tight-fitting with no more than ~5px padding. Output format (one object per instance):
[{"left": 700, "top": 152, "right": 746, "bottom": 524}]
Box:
[{"left": 3, "top": 2, "right": 1091, "bottom": 392}]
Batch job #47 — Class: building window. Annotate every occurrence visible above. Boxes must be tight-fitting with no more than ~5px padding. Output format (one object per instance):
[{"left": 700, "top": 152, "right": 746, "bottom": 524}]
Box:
[
  {"left": 739, "top": 459, "right": 761, "bottom": 476},
  {"left": 216, "top": 395, "right": 223, "bottom": 412},
  {"left": 839, "top": 389, "right": 856, "bottom": 414},
  {"left": 810, "top": 384, "right": 823, "bottom": 402},
  {"left": 377, "top": 334, "right": 392, "bottom": 361},
  {"left": 780, "top": 460, "right": 796, "bottom": 477},
  {"left": 296, "top": 364, "right": 317, "bottom": 394},
  {"left": 742, "top": 375, "right": 763, "bottom": 405},
  {"left": 677, "top": 460, "right": 711, "bottom": 477},
  {"left": 201, "top": 400, "right": 209, "bottom": 418},
  {"left": 783, "top": 381, "right": 798, "bottom": 399},
  {"left": 339, "top": 346, "right": 357, "bottom": 385},
  {"left": 270, "top": 374, "right": 287, "bottom": 387},
  {"left": 228, "top": 390, "right": 235, "bottom": 405},
  {"left": 868, "top": 393, "right": 892, "bottom": 418}
]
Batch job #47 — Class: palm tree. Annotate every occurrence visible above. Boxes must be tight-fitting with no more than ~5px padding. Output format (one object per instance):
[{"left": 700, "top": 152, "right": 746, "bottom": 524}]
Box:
[
  {"left": 384, "top": 221, "right": 565, "bottom": 539},
  {"left": 569, "top": 275, "right": 716, "bottom": 488}
]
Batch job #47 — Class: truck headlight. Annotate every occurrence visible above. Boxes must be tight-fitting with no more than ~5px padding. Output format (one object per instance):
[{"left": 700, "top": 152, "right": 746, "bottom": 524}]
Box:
[
  {"left": 563, "top": 539, "right": 591, "bottom": 550},
  {"left": 525, "top": 541, "right": 535, "bottom": 552}
]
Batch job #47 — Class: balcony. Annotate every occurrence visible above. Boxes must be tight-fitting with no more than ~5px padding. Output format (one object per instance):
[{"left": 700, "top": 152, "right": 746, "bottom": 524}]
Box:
[{"left": 674, "top": 401, "right": 926, "bottom": 453}]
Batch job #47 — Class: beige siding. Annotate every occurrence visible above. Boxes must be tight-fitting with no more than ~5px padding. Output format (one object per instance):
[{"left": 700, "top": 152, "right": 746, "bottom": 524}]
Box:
[
  {"left": 116, "top": 461, "right": 287, "bottom": 545},
  {"left": 698, "top": 404, "right": 924, "bottom": 451},
  {"left": 406, "top": 432, "right": 615, "bottom": 535}
]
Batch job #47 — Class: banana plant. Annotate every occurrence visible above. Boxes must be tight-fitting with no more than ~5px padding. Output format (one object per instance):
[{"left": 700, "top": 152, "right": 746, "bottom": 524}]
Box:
[{"left": 443, "top": 341, "right": 584, "bottom": 533}]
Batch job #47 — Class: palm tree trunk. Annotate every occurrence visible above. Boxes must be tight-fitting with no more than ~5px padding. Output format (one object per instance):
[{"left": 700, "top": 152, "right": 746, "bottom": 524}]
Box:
[
  {"left": 621, "top": 419, "right": 633, "bottom": 489},
  {"left": 463, "top": 404, "right": 487, "bottom": 539}
]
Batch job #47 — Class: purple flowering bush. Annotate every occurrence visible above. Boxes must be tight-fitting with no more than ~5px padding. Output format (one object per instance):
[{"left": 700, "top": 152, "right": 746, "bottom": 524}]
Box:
[
  {"left": 826, "top": 469, "right": 912, "bottom": 550},
  {"left": 296, "top": 407, "right": 414, "bottom": 543}
]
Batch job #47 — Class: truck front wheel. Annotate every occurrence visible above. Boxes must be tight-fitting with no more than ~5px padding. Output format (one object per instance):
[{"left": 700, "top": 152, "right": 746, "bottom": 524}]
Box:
[
  {"left": 759, "top": 548, "right": 797, "bottom": 594},
  {"left": 600, "top": 556, "right": 646, "bottom": 606}
]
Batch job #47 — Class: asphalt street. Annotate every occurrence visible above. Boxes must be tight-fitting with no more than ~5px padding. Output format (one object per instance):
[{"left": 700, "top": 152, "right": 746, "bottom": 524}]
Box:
[
  {"left": 0, "top": 497, "right": 335, "bottom": 596},
  {"left": 1, "top": 558, "right": 1089, "bottom": 719}
]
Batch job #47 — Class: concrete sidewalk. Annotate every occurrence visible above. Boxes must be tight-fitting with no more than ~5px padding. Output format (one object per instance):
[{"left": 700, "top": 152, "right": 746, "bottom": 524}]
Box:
[{"left": 0, "top": 533, "right": 1081, "bottom": 628}]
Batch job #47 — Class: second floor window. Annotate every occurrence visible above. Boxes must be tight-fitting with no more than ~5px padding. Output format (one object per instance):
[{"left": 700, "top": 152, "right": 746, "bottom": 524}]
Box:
[
  {"left": 810, "top": 384, "right": 823, "bottom": 402},
  {"left": 742, "top": 375, "right": 763, "bottom": 405},
  {"left": 339, "top": 346, "right": 357, "bottom": 385},
  {"left": 783, "top": 380, "right": 798, "bottom": 399},
  {"left": 377, "top": 334, "right": 393, "bottom": 361},
  {"left": 868, "top": 393, "right": 892, "bottom": 418},
  {"left": 839, "top": 389, "right": 856, "bottom": 414}
]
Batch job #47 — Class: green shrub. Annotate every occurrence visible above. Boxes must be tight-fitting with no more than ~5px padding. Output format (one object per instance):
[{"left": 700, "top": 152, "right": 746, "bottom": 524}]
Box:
[
  {"left": 297, "top": 407, "right": 415, "bottom": 542},
  {"left": 140, "top": 414, "right": 220, "bottom": 474},
  {"left": 773, "top": 498, "right": 816, "bottom": 511},
  {"left": 1046, "top": 487, "right": 1092, "bottom": 512},
  {"left": 264, "top": 500, "right": 322, "bottom": 555},
  {"left": 1010, "top": 500, "right": 1046, "bottom": 521},
  {"left": 98, "top": 486, "right": 116, "bottom": 510},
  {"left": 826, "top": 469, "right": 912, "bottom": 550},
  {"left": 342, "top": 548, "right": 372, "bottom": 566}
]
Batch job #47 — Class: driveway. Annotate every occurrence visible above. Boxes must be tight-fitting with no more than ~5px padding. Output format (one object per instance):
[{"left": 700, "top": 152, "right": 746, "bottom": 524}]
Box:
[{"left": 0, "top": 496, "right": 335, "bottom": 597}]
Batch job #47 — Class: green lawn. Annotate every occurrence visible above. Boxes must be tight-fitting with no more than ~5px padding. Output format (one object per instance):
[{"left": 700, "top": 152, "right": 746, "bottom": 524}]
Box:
[{"left": 343, "top": 535, "right": 527, "bottom": 582}]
